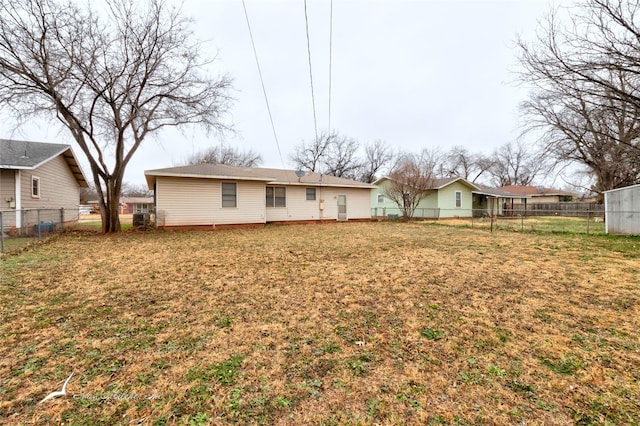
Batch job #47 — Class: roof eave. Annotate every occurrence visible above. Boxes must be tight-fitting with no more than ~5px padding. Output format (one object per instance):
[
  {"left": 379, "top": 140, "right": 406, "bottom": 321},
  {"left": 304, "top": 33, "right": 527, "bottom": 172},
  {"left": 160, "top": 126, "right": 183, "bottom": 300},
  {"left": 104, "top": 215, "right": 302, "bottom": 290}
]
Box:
[
  {"left": 144, "top": 171, "right": 275, "bottom": 182},
  {"left": 269, "top": 180, "right": 375, "bottom": 188}
]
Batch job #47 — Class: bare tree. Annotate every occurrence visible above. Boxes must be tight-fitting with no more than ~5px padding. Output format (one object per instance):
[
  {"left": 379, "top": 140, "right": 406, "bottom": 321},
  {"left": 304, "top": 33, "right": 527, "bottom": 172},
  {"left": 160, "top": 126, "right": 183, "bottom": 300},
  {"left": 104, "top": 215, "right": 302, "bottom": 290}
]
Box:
[
  {"left": 322, "top": 134, "right": 362, "bottom": 179},
  {"left": 442, "top": 146, "right": 494, "bottom": 183},
  {"left": 289, "top": 131, "right": 362, "bottom": 178},
  {"left": 383, "top": 149, "right": 438, "bottom": 220},
  {"left": 358, "top": 139, "right": 393, "bottom": 183},
  {"left": 522, "top": 72, "right": 640, "bottom": 196},
  {"left": 0, "top": 0, "right": 231, "bottom": 232},
  {"left": 184, "top": 144, "right": 262, "bottom": 167},
  {"left": 80, "top": 183, "right": 99, "bottom": 204},
  {"left": 517, "top": 0, "right": 640, "bottom": 196},
  {"left": 487, "top": 141, "right": 546, "bottom": 187},
  {"left": 289, "top": 131, "right": 332, "bottom": 172},
  {"left": 121, "top": 182, "right": 154, "bottom": 198}
]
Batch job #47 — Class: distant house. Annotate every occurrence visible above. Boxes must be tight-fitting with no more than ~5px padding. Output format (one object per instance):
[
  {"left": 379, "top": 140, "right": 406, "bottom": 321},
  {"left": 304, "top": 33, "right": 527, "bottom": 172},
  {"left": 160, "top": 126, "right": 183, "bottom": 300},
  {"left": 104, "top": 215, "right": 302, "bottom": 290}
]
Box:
[
  {"left": 372, "top": 176, "right": 479, "bottom": 218},
  {"left": 472, "top": 184, "right": 522, "bottom": 217},
  {"left": 499, "top": 185, "right": 577, "bottom": 204},
  {"left": 0, "top": 139, "right": 88, "bottom": 231},
  {"left": 144, "top": 164, "right": 375, "bottom": 228},
  {"left": 120, "top": 197, "right": 154, "bottom": 214},
  {"left": 371, "top": 177, "right": 526, "bottom": 219},
  {"left": 604, "top": 184, "right": 640, "bottom": 235}
]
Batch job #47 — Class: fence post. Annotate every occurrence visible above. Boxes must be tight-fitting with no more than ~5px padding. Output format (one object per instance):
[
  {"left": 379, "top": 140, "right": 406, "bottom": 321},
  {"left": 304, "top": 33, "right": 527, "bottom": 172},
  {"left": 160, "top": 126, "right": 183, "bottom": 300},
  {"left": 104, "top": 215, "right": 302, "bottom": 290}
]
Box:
[
  {"left": 586, "top": 208, "right": 590, "bottom": 235},
  {"left": 60, "top": 208, "right": 64, "bottom": 233},
  {"left": 1, "top": 211, "right": 4, "bottom": 253},
  {"left": 37, "top": 209, "right": 41, "bottom": 239},
  {"left": 490, "top": 212, "right": 494, "bottom": 233}
]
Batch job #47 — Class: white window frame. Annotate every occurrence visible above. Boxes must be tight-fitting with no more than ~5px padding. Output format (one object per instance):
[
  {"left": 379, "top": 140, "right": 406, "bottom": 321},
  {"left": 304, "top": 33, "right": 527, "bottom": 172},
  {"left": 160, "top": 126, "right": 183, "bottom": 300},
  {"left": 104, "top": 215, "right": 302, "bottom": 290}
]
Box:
[
  {"left": 306, "top": 187, "right": 316, "bottom": 201},
  {"left": 455, "top": 191, "right": 462, "bottom": 208},
  {"left": 377, "top": 194, "right": 385, "bottom": 204},
  {"left": 31, "top": 176, "right": 41, "bottom": 199},
  {"left": 221, "top": 182, "right": 237, "bottom": 208},
  {"left": 266, "top": 186, "right": 286, "bottom": 207}
]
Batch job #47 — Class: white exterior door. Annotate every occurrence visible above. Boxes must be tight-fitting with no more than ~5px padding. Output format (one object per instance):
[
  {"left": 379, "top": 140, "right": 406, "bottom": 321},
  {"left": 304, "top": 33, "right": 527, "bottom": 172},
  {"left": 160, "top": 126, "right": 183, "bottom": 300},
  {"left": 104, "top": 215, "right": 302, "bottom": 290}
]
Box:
[{"left": 337, "top": 194, "right": 347, "bottom": 221}]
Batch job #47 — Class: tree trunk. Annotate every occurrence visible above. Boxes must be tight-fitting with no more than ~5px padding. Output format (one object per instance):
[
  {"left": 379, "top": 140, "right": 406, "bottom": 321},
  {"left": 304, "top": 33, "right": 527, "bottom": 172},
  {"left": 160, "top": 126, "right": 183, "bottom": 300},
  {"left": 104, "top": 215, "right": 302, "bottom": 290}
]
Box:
[{"left": 99, "top": 176, "right": 122, "bottom": 233}]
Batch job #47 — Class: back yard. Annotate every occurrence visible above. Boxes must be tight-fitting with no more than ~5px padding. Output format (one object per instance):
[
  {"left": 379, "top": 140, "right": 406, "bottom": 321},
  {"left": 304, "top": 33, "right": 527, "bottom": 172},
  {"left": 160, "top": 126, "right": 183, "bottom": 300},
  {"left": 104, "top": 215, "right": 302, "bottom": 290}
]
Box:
[{"left": 1, "top": 222, "right": 639, "bottom": 425}]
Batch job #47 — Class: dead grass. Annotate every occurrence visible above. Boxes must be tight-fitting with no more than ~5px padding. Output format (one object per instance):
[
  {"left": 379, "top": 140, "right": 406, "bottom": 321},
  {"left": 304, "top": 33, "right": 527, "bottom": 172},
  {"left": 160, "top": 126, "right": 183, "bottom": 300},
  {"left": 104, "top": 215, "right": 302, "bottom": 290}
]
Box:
[{"left": 1, "top": 222, "right": 639, "bottom": 425}]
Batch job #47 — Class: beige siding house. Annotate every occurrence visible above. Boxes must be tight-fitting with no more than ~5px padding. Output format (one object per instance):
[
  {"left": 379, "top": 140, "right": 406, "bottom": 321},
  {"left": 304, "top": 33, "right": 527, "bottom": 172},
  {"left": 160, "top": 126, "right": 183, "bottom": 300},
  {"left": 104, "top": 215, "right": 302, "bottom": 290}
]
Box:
[
  {"left": 0, "top": 139, "right": 88, "bottom": 230},
  {"left": 144, "top": 164, "right": 376, "bottom": 228}
]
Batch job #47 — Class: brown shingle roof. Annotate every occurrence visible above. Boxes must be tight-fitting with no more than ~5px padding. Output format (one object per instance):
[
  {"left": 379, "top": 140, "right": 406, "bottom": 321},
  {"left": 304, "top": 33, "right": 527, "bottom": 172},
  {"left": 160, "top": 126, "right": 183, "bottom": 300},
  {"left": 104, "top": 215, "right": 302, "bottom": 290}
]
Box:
[
  {"left": 498, "top": 185, "right": 577, "bottom": 197},
  {"left": 144, "top": 164, "right": 376, "bottom": 189}
]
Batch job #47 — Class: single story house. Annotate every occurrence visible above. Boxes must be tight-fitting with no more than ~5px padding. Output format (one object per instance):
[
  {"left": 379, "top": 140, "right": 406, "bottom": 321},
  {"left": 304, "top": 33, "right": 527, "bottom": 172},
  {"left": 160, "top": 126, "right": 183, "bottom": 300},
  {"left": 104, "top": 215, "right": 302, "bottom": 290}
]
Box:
[
  {"left": 120, "top": 197, "right": 154, "bottom": 214},
  {"left": 499, "top": 185, "right": 577, "bottom": 203},
  {"left": 472, "top": 184, "right": 522, "bottom": 217},
  {"left": 372, "top": 176, "right": 479, "bottom": 219},
  {"left": 144, "top": 164, "right": 376, "bottom": 228},
  {"left": 0, "top": 139, "right": 88, "bottom": 232},
  {"left": 604, "top": 184, "right": 640, "bottom": 235},
  {"left": 372, "top": 177, "right": 525, "bottom": 219}
]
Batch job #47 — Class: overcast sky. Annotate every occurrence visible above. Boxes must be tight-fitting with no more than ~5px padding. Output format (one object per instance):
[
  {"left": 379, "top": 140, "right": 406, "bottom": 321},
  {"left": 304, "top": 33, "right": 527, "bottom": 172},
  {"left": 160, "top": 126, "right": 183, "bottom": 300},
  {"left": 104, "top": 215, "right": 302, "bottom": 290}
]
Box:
[{"left": 1, "top": 0, "right": 570, "bottom": 186}]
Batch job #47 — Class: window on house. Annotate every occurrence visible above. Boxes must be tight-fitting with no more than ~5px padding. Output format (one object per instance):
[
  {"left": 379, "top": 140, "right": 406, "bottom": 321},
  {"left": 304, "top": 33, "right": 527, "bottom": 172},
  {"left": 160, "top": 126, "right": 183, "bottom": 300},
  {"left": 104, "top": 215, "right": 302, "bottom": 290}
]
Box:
[
  {"left": 455, "top": 191, "right": 462, "bottom": 208},
  {"left": 31, "top": 176, "right": 40, "bottom": 198},
  {"left": 377, "top": 194, "right": 385, "bottom": 203},
  {"left": 221, "top": 182, "right": 237, "bottom": 207},
  {"left": 306, "top": 187, "right": 316, "bottom": 201},
  {"left": 266, "top": 186, "right": 286, "bottom": 207}
]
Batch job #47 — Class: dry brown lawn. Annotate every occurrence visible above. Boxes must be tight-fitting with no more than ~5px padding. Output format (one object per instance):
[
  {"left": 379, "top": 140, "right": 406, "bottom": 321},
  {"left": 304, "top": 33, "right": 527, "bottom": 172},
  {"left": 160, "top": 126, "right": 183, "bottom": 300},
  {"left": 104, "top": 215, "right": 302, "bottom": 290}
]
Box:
[{"left": 1, "top": 222, "right": 639, "bottom": 425}]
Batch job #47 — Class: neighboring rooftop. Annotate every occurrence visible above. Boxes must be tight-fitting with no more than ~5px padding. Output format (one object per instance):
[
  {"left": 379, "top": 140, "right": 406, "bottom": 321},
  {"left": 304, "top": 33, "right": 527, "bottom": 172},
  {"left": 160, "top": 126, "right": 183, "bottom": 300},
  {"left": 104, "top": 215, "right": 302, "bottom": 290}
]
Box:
[
  {"left": 0, "top": 139, "right": 88, "bottom": 187},
  {"left": 498, "top": 185, "right": 577, "bottom": 197},
  {"left": 473, "top": 183, "right": 523, "bottom": 198},
  {"left": 121, "top": 197, "right": 154, "bottom": 204},
  {"left": 144, "top": 164, "right": 377, "bottom": 189},
  {"left": 373, "top": 175, "right": 480, "bottom": 190}
]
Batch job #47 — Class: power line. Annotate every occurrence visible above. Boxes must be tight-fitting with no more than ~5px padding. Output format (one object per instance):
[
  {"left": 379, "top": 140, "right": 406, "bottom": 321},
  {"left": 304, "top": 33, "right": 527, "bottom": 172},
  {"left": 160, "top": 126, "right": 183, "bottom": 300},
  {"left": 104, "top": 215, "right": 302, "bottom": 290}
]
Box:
[
  {"left": 303, "top": 0, "right": 319, "bottom": 142},
  {"left": 241, "top": 0, "right": 285, "bottom": 168},
  {"left": 328, "top": 0, "right": 333, "bottom": 132}
]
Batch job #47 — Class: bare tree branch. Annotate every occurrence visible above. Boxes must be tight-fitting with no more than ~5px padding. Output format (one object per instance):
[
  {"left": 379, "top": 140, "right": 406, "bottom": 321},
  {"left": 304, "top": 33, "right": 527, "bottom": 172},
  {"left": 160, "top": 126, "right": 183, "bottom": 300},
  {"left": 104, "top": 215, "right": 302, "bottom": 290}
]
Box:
[
  {"left": 183, "top": 144, "right": 262, "bottom": 167},
  {"left": 0, "top": 0, "right": 231, "bottom": 232},
  {"left": 517, "top": 0, "right": 640, "bottom": 197},
  {"left": 383, "top": 149, "right": 438, "bottom": 220}
]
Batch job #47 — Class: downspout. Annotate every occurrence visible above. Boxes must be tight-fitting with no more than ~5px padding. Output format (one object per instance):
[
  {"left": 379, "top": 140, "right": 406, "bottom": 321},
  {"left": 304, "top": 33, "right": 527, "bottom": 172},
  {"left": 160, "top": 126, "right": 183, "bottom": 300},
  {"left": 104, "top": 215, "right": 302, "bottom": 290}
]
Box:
[
  {"left": 319, "top": 174, "right": 324, "bottom": 220},
  {"left": 15, "top": 170, "right": 21, "bottom": 228}
]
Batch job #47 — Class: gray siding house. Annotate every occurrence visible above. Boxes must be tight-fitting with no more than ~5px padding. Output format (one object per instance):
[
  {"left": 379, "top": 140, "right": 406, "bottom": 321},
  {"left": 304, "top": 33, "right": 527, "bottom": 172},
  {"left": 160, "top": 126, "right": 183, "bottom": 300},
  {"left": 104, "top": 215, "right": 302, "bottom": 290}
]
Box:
[
  {"left": 0, "top": 139, "right": 88, "bottom": 230},
  {"left": 604, "top": 184, "right": 640, "bottom": 235}
]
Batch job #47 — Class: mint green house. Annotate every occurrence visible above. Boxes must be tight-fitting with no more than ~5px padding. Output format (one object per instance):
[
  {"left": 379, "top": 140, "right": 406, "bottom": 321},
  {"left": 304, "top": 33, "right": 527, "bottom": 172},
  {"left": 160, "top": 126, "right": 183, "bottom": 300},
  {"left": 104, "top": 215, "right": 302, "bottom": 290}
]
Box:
[{"left": 371, "top": 176, "right": 479, "bottom": 219}]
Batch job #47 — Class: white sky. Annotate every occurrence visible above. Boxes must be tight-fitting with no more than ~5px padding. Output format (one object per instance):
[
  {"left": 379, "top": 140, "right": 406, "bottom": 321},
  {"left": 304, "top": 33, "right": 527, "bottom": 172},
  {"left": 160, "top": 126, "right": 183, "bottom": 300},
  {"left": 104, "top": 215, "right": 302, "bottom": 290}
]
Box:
[{"left": 1, "top": 0, "right": 569, "bottom": 186}]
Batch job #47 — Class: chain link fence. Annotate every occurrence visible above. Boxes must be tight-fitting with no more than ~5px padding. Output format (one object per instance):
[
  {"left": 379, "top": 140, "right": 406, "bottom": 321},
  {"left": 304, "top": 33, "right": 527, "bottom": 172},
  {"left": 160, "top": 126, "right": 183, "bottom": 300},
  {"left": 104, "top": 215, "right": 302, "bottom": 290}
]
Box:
[
  {"left": 371, "top": 206, "right": 624, "bottom": 235},
  {"left": 0, "top": 208, "right": 79, "bottom": 253}
]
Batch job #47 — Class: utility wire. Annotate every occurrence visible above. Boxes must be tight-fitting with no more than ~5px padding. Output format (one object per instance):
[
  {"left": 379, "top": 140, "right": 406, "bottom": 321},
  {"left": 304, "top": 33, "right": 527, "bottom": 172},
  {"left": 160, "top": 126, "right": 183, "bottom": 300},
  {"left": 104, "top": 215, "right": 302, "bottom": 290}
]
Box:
[
  {"left": 241, "top": 0, "right": 285, "bottom": 168},
  {"left": 328, "top": 0, "right": 333, "bottom": 133},
  {"left": 303, "top": 0, "right": 319, "bottom": 142}
]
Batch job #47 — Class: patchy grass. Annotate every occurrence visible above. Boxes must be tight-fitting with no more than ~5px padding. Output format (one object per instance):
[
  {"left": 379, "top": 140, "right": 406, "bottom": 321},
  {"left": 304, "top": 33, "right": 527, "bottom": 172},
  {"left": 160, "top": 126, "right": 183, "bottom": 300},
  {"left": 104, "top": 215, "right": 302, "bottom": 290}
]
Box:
[
  {"left": 1, "top": 236, "right": 34, "bottom": 253},
  {"left": 1, "top": 222, "right": 639, "bottom": 424},
  {"left": 436, "top": 215, "right": 607, "bottom": 235}
]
